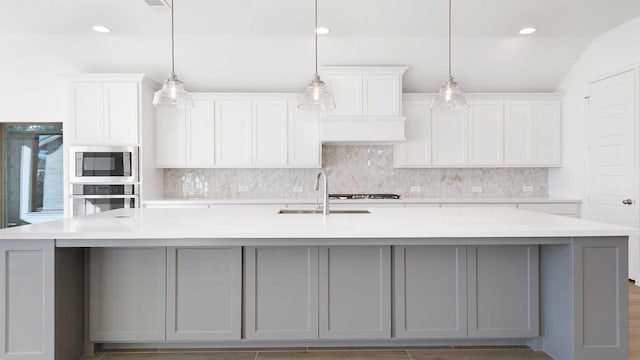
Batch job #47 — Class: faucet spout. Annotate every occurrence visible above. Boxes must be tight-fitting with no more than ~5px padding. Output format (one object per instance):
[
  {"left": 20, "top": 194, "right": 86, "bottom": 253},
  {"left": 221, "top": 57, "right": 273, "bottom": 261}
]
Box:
[{"left": 314, "top": 171, "right": 330, "bottom": 215}]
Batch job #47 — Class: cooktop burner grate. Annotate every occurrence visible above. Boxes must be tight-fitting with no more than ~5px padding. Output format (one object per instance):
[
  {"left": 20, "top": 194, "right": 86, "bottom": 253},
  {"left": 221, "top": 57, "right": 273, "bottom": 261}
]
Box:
[{"left": 328, "top": 194, "right": 401, "bottom": 200}]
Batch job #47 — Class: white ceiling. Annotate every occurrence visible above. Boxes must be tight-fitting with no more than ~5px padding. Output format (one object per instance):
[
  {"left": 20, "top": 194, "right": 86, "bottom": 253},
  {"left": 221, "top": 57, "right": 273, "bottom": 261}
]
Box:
[{"left": 2, "top": 0, "right": 640, "bottom": 93}]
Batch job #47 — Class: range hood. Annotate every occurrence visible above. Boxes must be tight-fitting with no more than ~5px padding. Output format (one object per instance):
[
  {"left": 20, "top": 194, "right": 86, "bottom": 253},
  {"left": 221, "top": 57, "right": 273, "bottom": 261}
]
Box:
[
  {"left": 318, "top": 66, "right": 409, "bottom": 144},
  {"left": 320, "top": 116, "right": 406, "bottom": 144}
]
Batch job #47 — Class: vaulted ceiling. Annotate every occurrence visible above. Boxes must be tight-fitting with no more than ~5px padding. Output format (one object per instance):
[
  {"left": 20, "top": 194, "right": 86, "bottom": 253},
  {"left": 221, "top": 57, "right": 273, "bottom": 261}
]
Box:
[{"left": 2, "top": 0, "right": 640, "bottom": 92}]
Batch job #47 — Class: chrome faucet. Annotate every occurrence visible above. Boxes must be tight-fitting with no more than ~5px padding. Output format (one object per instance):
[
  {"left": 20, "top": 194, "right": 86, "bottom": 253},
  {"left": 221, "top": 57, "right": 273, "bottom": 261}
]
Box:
[{"left": 314, "top": 171, "right": 330, "bottom": 215}]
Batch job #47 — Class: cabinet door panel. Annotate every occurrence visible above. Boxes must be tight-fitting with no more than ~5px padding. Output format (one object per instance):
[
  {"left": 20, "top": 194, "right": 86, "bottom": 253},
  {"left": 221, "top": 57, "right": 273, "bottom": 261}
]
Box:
[
  {"left": 468, "top": 245, "right": 539, "bottom": 338},
  {"left": 253, "top": 101, "right": 288, "bottom": 167},
  {"left": 187, "top": 99, "right": 215, "bottom": 167},
  {"left": 155, "top": 108, "right": 186, "bottom": 167},
  {"left": 395, "top": 246, "right": 467, "bottom": 338},
  {"left": 215, "top": 101, "right": 252, "bottom": 167},
  {"left": 244, "top": 247, "right": 319, "bottom": 340},
  {"left": 105, "top": 82, "right": 139, "bottom": 145},
  {"left": 534, "top": 101, "right": 561, "bottom": 164},
  {"left": 288, "top": 103, "right": 321, "bottom": 167},
  {"left": 319, "top": 246, "right": 391, "bottom": 339},
  {"left": 504, "top": 101, "right": 533, "bottom": 164},
  {"left": 325, "top": 76, "right": 362, "bottom": 116},
  {"left": 89, "top": 248, "right": 166, "bottom": 342},
  {"left": 432, "top": 110, "right": 468, "bottom": 165},
  {"left": 166, "top": 247, "right": 241, "bottom": 340},
  {"left": 394, "top": 100, "right": 431, "bottom": 166},
  {"left": 468, "top": 101, "right": 503, "bottom": 165},
  {"left": 364, "top": 76, "right": 400, "bottom": 116},
  {"left": 0, "top": 240, "right": 54, "bottom": 360},
  {"left": 72, "top": 82, "right": 104, "bottom": 144}
]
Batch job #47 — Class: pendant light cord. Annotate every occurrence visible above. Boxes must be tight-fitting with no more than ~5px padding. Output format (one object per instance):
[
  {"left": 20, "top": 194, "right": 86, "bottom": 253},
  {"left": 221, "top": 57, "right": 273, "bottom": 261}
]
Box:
[
  {"left": 171, "top": 0, "right": 175, "bottom": 75},
  {"left": 448, "top": 0, "right": 452, "bottom": 77},
  {"left": 314, "top": 0, "right": 318, "bottom": 76}
]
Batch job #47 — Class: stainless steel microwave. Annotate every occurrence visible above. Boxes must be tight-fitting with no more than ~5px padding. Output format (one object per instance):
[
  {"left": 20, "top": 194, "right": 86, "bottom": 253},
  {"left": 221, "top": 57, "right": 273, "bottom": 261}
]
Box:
[{"left": 69, "top": 146, "right": 138, "bottom": 183}]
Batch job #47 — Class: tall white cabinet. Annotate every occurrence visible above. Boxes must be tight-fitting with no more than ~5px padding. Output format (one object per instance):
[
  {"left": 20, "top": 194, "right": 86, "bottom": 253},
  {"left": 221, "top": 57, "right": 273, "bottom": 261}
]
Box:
[{"left": 66, "top": 74, "right": 158, "bottom": 146}]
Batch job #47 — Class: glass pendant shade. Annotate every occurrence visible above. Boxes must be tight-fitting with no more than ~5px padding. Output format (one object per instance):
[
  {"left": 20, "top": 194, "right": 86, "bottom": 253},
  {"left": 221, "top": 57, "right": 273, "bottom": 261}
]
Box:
[
  {"left": 431, "top": 75, "right": 468, "bottom": 112},
  {"left": 153, "top": 74, "right": 193, "bottom": 108},
  {"left": 153, "top": 0, "right": 193, "bottom": 109},
  {"left": 298, "top": 74, "right": 336, "bottom": 111},
  {"left": 431, "top": 0, "right": 468, "bottom": 112}
]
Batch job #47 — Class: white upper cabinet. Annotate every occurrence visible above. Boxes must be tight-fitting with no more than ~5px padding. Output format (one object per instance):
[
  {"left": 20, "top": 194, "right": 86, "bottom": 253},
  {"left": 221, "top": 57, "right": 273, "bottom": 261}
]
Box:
[
  {"left": 504, "top": 101, "right": 533, "bottom": 164},
  {"left": 533, "top": 101, "right": 561, "bottom": 165},
  {"left": 393, "top": 97, "right": 432, "bottom": 167},
  {"left": 468, "top": 101, "right": 504, "bottom": 165},
  {"left": 288, "top": 103, "right": 321, "bottom": 167},
  {"left": 396, "top": 94, "right": 562, "bottom": 168},
  {"left": 215, "top": 100, "right": 253, "bottom": 167},
  {"left": 67, "top": 74, "right": 156, "bottom": 146},
  {"left": 155, "top": 98, "right": 215, "bottom": 168},
  {"left": 154, "top": 94, "right": 321, "bottom": 169},
  {"left": 432, "top": 107, "right": 468, "bottom": 165},
  {"left": 252, "top": 101, "right": 288, "bottom": 167},
  {"left": 155, "top": 107, "right": 187, "bottom": 167},
  {"left": 505, "top": 99, "right": 561, "bottom": 166},
  {"left": 319, "top": 66, "right": 409, "bottom": 143}
]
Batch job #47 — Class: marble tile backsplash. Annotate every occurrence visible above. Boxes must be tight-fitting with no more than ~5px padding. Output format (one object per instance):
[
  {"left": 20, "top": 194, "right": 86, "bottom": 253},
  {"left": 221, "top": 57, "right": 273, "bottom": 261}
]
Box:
[{"left": 164, "top": 145, "right": 548, "bottom": 199}]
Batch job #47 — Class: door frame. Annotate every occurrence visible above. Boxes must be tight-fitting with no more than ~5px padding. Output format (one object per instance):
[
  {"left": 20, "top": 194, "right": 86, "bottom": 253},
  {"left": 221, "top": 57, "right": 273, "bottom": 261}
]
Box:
[{"left": 585, "top": 64, "right": 640, "bottom": 280}]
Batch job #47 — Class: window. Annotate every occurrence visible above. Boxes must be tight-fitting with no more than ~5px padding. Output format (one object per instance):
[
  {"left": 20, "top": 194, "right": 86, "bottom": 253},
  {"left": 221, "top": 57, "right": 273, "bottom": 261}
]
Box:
[{"left": 2, "top": 124, "right": 64, "bottom": 227}]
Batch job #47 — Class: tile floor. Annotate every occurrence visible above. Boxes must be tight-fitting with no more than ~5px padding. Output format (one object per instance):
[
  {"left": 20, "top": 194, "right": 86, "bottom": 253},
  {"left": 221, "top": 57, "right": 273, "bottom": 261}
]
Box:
[
  {"left": 81, "top": 348, "right": 552, "bottom": 360},
  {"left": 82, "top": 281, "right": 640, "bottom": 360}
]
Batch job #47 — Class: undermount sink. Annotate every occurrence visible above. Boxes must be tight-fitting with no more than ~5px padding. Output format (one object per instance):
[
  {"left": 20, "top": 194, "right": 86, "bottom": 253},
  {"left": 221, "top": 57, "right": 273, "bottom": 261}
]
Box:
[{"left": 278, "top": 209, "right": 370, "bottom": 215}]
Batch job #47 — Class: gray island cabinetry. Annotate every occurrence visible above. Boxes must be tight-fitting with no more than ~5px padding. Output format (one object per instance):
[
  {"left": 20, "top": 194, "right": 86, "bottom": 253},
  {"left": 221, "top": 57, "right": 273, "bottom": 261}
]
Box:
[{"left": 0, "top": 206, "right": 634, "bottom": 360}]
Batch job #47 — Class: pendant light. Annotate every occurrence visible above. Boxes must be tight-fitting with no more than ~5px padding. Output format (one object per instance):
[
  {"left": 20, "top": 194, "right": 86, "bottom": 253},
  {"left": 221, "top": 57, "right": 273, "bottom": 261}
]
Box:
[
  {"left": 297, "top": 0, "right": 335, "bottom": 111},
  {"left": 432, "top": 0, "right": 468, "bottom": 111},
  {"left": 153, "top": 0, "right": 193, "bottom": 109}
]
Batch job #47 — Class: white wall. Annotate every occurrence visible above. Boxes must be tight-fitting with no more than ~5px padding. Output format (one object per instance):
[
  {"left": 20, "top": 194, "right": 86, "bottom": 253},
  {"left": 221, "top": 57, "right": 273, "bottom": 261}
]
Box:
[
  {"left": 550, "top": 16, "right": 640, "bottom": 199},
  {"left": 0, "top": 33, "right": 588, "bottom": 123}
]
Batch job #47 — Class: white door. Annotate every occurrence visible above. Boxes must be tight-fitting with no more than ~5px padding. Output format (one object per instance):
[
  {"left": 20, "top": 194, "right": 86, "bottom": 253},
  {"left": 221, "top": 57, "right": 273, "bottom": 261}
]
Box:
[
  {"left": 586, "top": 68, "right": 638, "bottom": 279},
  {"left": 215, "top": 100, "right": 252, "bottom": 167}
]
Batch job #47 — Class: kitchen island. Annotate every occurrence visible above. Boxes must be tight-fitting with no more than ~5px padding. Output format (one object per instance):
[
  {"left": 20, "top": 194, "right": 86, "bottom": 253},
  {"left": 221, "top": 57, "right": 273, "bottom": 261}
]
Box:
[{"left": 0, "top": 206, "right": 635, "bottom": 360}]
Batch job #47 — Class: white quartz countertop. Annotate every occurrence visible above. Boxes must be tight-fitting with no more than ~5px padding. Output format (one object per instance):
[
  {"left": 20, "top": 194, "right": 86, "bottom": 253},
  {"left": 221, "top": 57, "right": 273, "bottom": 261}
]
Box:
[
  {"left": 0, "top": 207, "right": 634, "bottom": 247},
  {"left": 143, "top": 197, "right": 582, "bottom": 205}
]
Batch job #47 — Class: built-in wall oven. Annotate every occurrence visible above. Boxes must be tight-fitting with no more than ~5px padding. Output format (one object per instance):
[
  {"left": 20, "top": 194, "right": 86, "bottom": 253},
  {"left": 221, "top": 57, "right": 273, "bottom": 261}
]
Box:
[
  {"left": 71, "top": 184, "right": 138, "bottom": 217},
  {"left": 69, "top": 146, "right": 138, "bottom": 183}
]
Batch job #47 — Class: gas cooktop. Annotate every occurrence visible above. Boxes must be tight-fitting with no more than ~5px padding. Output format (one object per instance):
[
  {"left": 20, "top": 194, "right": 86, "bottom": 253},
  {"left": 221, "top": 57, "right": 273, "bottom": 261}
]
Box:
[{"left": 328, "top": 194, "right": 401, "bottom": 200}]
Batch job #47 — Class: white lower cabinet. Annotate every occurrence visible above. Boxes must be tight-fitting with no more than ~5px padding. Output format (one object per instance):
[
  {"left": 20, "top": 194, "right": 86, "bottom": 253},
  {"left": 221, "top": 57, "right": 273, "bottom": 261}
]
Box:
[
  {"left": 244, "top": 247, "right": 319, "bottom": 340},
  {"left": 89, "top": 247, "right": 166, "bottom": 342},
  {"left": 394, "top": 246, "right": 467, "bottom": 338},
  {"left": 319, "top": 246, "right": 391, "bottom": 339},
  {"left": 467, "top": 245, "right": 539, "bottom": 338},
  {"left": 0, "top": 240, "right": 54, "bottom": 360},
  {"left": 166, "top": 247, "right": 241, "bottom": 341}
]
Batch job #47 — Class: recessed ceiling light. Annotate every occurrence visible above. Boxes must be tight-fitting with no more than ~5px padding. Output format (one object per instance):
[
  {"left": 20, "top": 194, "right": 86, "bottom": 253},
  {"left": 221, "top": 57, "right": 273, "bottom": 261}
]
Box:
[
  {"left": 92, "top": 25, "right": 111, "bottom": 33},
  {"left": 519, "top": 27, "right": 537, "bottom": 35},
  {"left": 315, "top": 27, "right": 330, "bottom": 35}
]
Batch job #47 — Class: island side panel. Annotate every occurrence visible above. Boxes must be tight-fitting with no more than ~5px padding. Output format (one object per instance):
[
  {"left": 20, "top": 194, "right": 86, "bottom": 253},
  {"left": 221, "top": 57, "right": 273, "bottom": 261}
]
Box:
[
  {"left": 0, "top": 239, "right": 55, "bottom": 360},
  {"left": 540, "top": 244, "right": 573, "bottom": 360},
  {"left": 572, "top": 236, "right": 629, "bottom": 360},
  {"left": 54, "top": 247, "right": 85, "bottom": 360}
]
